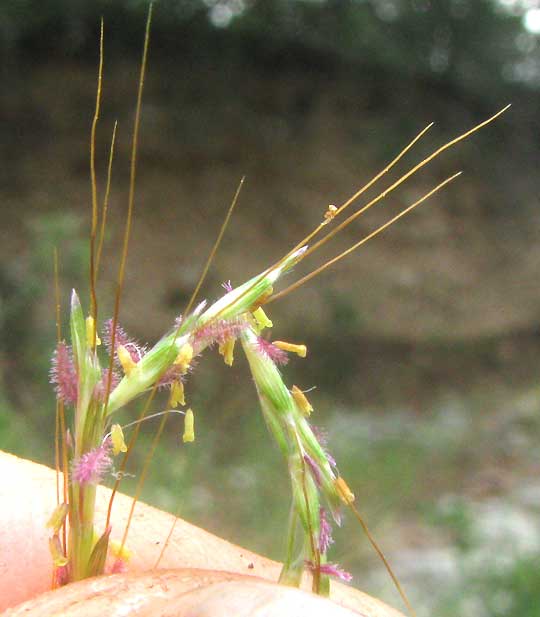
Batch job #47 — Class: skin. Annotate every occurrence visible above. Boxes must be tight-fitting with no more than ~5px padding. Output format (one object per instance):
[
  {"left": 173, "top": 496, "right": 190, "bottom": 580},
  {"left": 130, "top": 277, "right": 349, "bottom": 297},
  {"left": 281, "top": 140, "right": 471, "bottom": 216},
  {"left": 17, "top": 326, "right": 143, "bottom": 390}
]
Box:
[{"left": 0, "top": 451, "right": 405, "bottom": 616}]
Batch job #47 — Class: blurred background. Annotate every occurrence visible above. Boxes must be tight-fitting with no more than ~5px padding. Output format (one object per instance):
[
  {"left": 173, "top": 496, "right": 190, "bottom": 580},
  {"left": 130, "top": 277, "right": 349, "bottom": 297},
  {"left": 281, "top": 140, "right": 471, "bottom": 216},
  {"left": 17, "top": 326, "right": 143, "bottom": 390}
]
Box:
[{"left": 1, "top": 1, "right": 540, "bottom": 614}]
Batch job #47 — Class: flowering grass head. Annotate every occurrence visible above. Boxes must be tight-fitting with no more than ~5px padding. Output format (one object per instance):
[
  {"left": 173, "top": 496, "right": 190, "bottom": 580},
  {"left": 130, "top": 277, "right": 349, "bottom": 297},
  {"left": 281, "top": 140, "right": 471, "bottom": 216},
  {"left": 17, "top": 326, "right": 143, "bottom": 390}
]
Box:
[
  {"left": 45, "top": 7, "right": 508, "bottom": 614},
  {"left": 71, "top": 440, "right": 112, "bottom": 486}
]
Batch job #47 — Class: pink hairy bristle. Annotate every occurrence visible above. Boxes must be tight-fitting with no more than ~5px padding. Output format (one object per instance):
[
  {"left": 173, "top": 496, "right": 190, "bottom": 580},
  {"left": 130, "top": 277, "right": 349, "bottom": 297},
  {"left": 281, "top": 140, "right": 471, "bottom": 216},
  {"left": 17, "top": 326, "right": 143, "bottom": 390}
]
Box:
[
  {"left": 255, "top": 337, "right": 289, "bottom": 365},
  {"left": 50, "top": 341, "right": 78, "bottom": 405}
]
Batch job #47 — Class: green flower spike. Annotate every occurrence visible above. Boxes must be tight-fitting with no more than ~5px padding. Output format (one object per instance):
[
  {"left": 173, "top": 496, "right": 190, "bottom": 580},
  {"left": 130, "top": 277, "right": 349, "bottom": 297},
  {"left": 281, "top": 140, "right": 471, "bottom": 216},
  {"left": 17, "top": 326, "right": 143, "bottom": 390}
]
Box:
[
  {"left": 197, "top": 247, "right": 307, "bottom": 325},
  {"left": 241, "top": 325, "right": 345, "bottom": 595},
  {"left": 106, "top": 248, "right": 306, "bottom": 414}
]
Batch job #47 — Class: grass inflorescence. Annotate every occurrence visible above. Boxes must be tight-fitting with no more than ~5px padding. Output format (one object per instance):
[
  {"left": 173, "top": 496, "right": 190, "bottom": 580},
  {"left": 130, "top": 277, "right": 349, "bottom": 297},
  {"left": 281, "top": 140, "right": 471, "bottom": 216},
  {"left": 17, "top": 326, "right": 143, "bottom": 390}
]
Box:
[{"left": 47, "top": 4, "right": 508, "bottom": 615}]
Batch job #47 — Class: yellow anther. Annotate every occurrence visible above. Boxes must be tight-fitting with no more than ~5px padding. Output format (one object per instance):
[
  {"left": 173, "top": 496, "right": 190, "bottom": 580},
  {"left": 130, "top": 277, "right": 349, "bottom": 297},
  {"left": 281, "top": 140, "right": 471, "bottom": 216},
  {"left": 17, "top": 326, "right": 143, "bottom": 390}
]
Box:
[
  {"left": 46, "top": 503, "right": 68, "bottom": 534},
  {"left": 117, "top": 345, "right": 137, "bottom": 376},
  {"left": 218, "top": 338, "right": 236, "bottom": 367},
  {"left": 272, "top": 340, "right": 307, "bottom": 358},
  {"left": 111, "top": 424, "right": 127, "bottom": 455},
  {"left": 49, "top": 535, "right": 68, "bottom": 567},
  {"left": 183, "top": 408, "right": 195, "bottom": 443},
  {"left": 291, "top": 385, "right": 313, "bottom": 416},
  {"left": 335, "top": 477, "right": 355, "bottom": 504},
  {"left": 109, "top": 539, "right": 133, "bottom": 562},
  {"left": 323, "top": 204, "right": 338, "bottom": 224},
  {"left": 252, "top": 307, "right": 273, "bottom": 331},
  {"left": 86, "top": 316, "right": 101, "bottom": 347},
  {"left": 174, "top": 343, "right": 193, "bottom": 374},
  {"left": 169, "top": 380, "right": 185, "bottom": 407}
]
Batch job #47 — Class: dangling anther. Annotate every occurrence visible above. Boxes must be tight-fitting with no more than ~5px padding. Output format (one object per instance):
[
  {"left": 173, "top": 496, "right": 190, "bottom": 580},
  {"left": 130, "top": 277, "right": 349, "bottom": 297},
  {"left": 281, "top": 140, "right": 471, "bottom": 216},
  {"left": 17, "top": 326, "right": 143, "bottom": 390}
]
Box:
[
  {"left": 218, "top": 338, "right": 236, "bottom": 366},
  {"left": 335, "top": 476, "right": 355, "bottom": 504},
  {"left": 174, "top": 343, "right": 193, "bottom": 374},
  {"left": 117, "top": 345, "right": 137, "bottom": 376},
  {"left": 169, "top": 380, "right": 185, "bottom": 407},
  {"left": 273, "top": 340, "right": 307, "bottom": 358},
  {"left": 111, "top": 424, "right": 128, "bottom": 455},
  {"left": 291, "top": 385, "right": 313, "bottom": 416},
  {"left": 183, "top": 408, "right": 195, "bottom": 443},
  {"left": 86, "top": 315, "right": 102, "bottom": 346},
  {"left": 252, "top": 307, "right": 273, "bottom": 331}
]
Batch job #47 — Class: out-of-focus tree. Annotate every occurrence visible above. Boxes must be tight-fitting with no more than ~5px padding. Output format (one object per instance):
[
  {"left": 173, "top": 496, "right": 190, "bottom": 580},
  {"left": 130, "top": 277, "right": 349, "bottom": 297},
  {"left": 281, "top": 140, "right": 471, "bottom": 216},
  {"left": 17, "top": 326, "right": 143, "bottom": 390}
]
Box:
[{"left": 1, "top": 1, "right": 539, "bottom": 96}]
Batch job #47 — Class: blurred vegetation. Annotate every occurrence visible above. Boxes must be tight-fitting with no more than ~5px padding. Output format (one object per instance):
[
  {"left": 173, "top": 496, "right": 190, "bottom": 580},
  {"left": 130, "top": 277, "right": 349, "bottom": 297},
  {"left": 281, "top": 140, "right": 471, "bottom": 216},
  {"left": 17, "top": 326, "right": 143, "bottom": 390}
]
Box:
[
  {"left": 477, "top": 555, "right": 540, "bottom": 617},
  {"left": 2, "top": 0, "right": 539, "bottom": 98}
]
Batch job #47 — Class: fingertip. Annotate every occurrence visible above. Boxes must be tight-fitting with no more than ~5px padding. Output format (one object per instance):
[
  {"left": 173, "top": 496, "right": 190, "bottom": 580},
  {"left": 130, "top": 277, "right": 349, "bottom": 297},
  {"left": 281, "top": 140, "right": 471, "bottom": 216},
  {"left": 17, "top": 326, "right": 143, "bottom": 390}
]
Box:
[{"left": 0, "top": 451, "right": 56, "bottom": 610}]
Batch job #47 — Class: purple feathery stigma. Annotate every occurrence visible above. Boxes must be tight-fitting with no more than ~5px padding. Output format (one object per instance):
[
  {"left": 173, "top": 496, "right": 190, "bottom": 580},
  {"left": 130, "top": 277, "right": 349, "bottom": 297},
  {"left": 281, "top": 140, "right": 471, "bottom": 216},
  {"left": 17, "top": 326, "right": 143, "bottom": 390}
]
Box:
[
  {"left": 304, "top": 453, "right": 322, "bottom": 486},
  {"left": 157, "top": 365, "right": 186, "bottom": 388},
  {"left": 324, "top": 449, "right": 336, "bottom": 468},
  {"left": 71, "top": 439, "right": 112, "bottom": 485},
  {"left": 193, "top": 317, "right": 248, "bottom": 352},
  {"left": 311, "top": 424, "right": 328, "bottom": 446},
  {"left": 311, "top": 424, "right": 336, "bottom": 468},
  {"left": 222, "top": 280, "right": 233, "bottom": 292},
  {"left": 255, "top": 337, "right": 289, "bottom": 365},
  {"left": 319, "top": 507, "right": 334, "bottom": 553},
  {"left": 306, "top": 560, "right": 352, "bottom": 583},
  {"left": 319, "top": 563, "right": 352, "bottom": 582},
  {"left": 103, "top": 319, "right": 147, "bottom": 364},
  {"left": 50, "top": 342, "right": 78, "bottom": 404}
]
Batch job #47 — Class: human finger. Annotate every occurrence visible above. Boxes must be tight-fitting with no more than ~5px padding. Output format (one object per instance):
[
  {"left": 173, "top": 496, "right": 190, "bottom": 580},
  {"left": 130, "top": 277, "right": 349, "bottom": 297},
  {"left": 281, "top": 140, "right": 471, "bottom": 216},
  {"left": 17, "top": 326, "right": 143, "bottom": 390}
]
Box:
[{"left": 0, "top": 451, "right": 403, "bottom": 616}]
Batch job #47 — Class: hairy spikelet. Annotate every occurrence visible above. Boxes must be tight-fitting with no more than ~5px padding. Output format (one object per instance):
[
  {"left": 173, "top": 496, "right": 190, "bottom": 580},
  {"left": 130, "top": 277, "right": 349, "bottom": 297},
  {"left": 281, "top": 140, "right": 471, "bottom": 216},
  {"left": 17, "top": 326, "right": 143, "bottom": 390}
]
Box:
[
  {"left": 102, "top": 319, "right": 147, "bottom": 363},
  {"left": 50, "top": 342, "right": 78, "bottom": 404},
  {"left": 71, "top": 440, "right": 112, "bottom": 485},
  {"left": 193, "top": 317, "right": 248, "bottom": 352}
]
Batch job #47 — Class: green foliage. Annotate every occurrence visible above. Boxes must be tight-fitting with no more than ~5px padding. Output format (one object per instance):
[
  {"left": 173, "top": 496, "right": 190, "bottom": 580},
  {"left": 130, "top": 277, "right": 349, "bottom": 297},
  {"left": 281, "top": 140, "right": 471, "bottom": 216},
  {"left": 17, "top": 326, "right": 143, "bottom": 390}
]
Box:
[
  {"left": 0, "top": 386, "right": 51, "bottom": 462},
  {"left": 28, "top": 213, "right": 88, "bottom": 282},
  {"left": 1, "top": 212, "right": 86, "bottom": 398},
  {"left": 0, "top": 212, "right": 87, "bottom": 468},
  {"left": 478, "top": 555, "right": 540, "bottom": 617},
  {"left": 425, "top": 496, "right": 476, "bottom": 553},
  {"left": 435, "top": 553, "right": 540, "bottom": 617}
]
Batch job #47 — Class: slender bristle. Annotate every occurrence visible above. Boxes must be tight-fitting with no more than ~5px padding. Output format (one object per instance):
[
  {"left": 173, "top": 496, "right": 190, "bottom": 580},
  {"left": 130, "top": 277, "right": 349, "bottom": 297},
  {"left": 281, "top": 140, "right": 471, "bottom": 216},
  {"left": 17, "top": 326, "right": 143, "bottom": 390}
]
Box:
[
  {"left": 88, "top": 18, "right": 104, "bottom": 341},
  {"left": 205, "top": 107, "right": 508, "bottom": 324},
  {"left": 95, "top": 120, "right": 118, "bottom": 275},
  {"left": 103, "top": 3, "right": 154, "bottom": 532},
  {"left": 183, "top": 176, "right": 244, "bottom": 319},
  {"left": 349, "top": 500, "right": 417, "bottom": 617},
  {"left": 270, "top": 171, "right": 462, "bottom": 302},
  {"left": 53, "top": 248, "right": 63, "bottom": 511}
]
